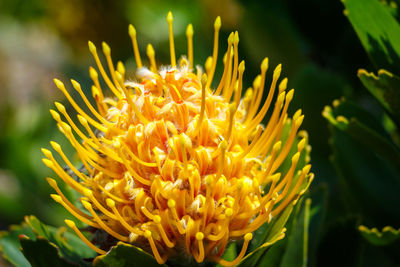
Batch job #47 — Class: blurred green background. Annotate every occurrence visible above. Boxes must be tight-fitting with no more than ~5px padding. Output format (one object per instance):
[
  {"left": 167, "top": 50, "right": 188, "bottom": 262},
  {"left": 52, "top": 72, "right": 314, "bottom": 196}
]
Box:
[{"left": 0, "top": 0, "right": 399, "bottom": 266}]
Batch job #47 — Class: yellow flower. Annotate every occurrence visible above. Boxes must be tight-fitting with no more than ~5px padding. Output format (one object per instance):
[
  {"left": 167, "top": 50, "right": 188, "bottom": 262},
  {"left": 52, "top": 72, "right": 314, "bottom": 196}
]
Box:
[{"left": 42, "top": 12, "right": 313, "bottom": 266}]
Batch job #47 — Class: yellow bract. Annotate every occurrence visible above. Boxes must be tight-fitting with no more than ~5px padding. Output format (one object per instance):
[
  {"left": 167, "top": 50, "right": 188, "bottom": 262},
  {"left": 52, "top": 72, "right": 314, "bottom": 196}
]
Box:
[{"left": 42, "top": 12, "right": 313, "bottom": 266}]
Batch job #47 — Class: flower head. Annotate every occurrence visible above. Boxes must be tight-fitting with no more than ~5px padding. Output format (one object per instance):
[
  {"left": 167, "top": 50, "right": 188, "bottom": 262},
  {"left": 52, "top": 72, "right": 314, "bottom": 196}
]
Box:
[{"left": 42, "top": 12, "right": 313, "bottom": 266}]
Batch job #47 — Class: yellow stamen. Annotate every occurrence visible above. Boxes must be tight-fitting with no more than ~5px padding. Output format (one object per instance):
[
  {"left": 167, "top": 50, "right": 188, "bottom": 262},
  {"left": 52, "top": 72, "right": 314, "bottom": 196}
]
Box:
[
  {"left": 65, "top": 220, "right": 106, "bottom": 254},
  {"left": 53, "top": 79, "right": 108, "bottom": 133},
  {"left": 102, "top": 42, "right": 120, "bottom": 89},
  {"left": 128, "top": 24, "right": 143, "bottom": 68},
  {"left": 106, "top": 198, "right": 143, "bottom": 235},
  {"left": 88, "top": 41, "right": 123, "bottom": 98},
  {"left": 168, "top": 199, "right": 185, "bottom": 234},
  {"left": 234, "top": 60, "right": 245, "bottom": 109},
  {"left": 82, "top": 200, "right": 129, "bottom": 242},
  {"left": 186, "top": 24, "right": 194, "bottom": 69},
  {"left": 154, "top": 215, "right": 175, "bottom": 248},
  {"left": 167, "top": 12, "right": 176, "bottom": 67},
  {"left": 144, "top": 230, "right": 167, "bottom": 264},
  {"left": 51, "top": 194, "right": 98, "bottom": 228},
  {"left": 205, "top": 16, "right": 221, "bottom": 89},
  {"left": 224, "top": 31, "right": 239, "bottom": 101},
  {"left": 82, "top": 188, "right": 118, "bottom": 220},
  {"left": 146, "top": 44, "right": 157, "bottom": 72},
  {"left": 194, "top": 232, "right": 205, "bottom": 263}
]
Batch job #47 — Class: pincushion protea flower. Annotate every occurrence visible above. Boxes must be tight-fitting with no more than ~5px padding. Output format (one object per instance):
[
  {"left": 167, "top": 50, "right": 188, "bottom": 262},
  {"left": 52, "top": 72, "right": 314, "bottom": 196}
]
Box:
[{"left": 41, "top": 12, "right": 313, "bottom": 266}]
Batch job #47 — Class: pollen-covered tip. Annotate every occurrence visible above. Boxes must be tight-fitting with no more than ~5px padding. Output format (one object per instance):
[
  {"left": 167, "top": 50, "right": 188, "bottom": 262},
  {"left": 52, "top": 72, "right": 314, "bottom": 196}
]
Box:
[
  {"left": 244, "top": 233, "right": 253, "bottom": 241},
  {"left": 286, "top": 89, "right": 294, "bottom": 101},
  {"left": 228, "top": 32, "right": 235, "bottom": 44},
  {"left": 146, "top": 44, "right": 155, "bottom": 57},
  {"left": 186, "top": 24, "right": 194, "bottom": 36},
  {"left": 42, "top": 158, "right": 53, "bottom": 168},
  {"left": 302, "top": 164, "right": 312, "bottom": 174},
  {"left": 41, "top": 148, "right": 52, "bottom": 158},
  {"left": 167, "top": 11, "right": 173, "bottom": 23},
  {"left": 214, "top": 16, "right": 222, "bottom": 29},
  {"left": 115, "top": 71, "right": 123, "bottom": 82},
  {"left": 196, "top": 232, "right": 204, "bottom": 240},
  {"left": 273, "top": 64, "right": 282, "bottom": 79},
  {"left": 128, "top": 24, "right": 136, "bottom": 37},
  {"left": 102, "top": 42, "right": 111, "bottom": 54},
  {"left": 292, "top": 152, "right": 301, "bottom": 164},
  {"left": 117, "top": 61, "right": 125, "bottom": 75},
  {"left": 239, "top": 60, "right": 245, "bottom": 73},
  {"left": 54, "top": 102, "right": 66, "bottom": 113},
  {"left": 82, "top": 188, "right": 93, "bottom": 198},
  {"left": 273, "top": 141, "right": 282, "bottom": 152},
  {"left": 253, "top": 75, "right": 262, "bottom": 89},
  {"left": 81, "top": 200, "right": 92, "bottom": 210},
  {"left": 261, "top": 57, "right": 269, "bottom": 72},
  {"left": 279, "top": 78, "right": 288, "bottom": 92},
  {"left": 167, "top": 199, "right": 176, "bottom": 209},
  {"left": 53, "top": 78, "right": 65, "bottom": 90},
  {"left": 153, "top": 215, "right": 162, "bottom": 224},
  {"left": 49, "top": 109, "right": 60, "bottom": 121},
  {"left": 106, "top": 198, "right": 115, "bottom": 208},
  {"left": 50, "top": 194, "right": 62, "bottom": 203},
  {"left": 77, "top": 115, "right": 88, "bottom": 126},
  {"left": 71, "top": 79, "right": 81, "bottom": 90},
  {"left": 88, "top": 41, "right": 97, "bottom": 53},
  {"left": 46, "top": 177, "right": 57, "bottom": 188},
  {"left": 89, "top": 66, "right": 98, "bottom": 80},
  {"left": 65, "top": 219, "right": 76, "bottom": 228},
  {"left": 297, "top": 138, "right": 307, "bottom": 151}
]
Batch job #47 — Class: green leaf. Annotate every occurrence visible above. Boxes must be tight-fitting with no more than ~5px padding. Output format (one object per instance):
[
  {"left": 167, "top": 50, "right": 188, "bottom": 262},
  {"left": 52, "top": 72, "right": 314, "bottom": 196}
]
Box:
[
  {"left": 358, "top": 69, "right": 400, "bottom": 124},
  {"left": 24, "top": 216, "right": 96, "bottom": 265},
  {"left": 20, "top": 236, "right": 75, "bottom": 267},
  {"left": 279, "top": 198, "right": 311, "bottom": 267},
  {"left": 323, "top": 103, "right": 400, "bottom": 172},
  {"left": 93, "top": 242, "right": 164, "bottom": 267},
  {"left": 359, "top": 225, "right": 400, "bottom": 246},
  {"left": 323, "top": 99, "right": 400, "bottom": 223},
  {"left": 343, "top": 0, "right": 400, "bottom": 73},
  {"left": 0, "top": 224, "right": 35, "bottom": 267}
]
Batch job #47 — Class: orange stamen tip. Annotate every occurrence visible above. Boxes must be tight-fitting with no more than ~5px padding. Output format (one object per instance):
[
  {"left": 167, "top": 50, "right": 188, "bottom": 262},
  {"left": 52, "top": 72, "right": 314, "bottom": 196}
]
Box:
[
  {"left": 167, "top": 12, "right": 173, "bottom": 23},
  {"left": 292, "top": 152, "right": 300, "bottom": 164},
  {"left": 153, "top": 215, "right": 162, "bottom": 223},
  {"left": 88, "top": 41, "right": 96, "bottom": 53},
  {"left": 46, "top": 177, "right": 57, "bottom": 186},
  {"left": 186, "top": 24, "right": 194, "bottom": 36},
  {"left": 214, "top": 16, "right": 222, "bottom": 29},
  {"left": 50, "top": 194, "right": 62, "bottom": 202},
  {"left": 65, "top": 219, "right": 76, "bottom": 228},
  {"left": 82, "top": 188, "right": 93, "bottom": 198},
  {"left": 261, "top": 58, "right": 269, "bottom": 71},
  {"left": 239, "top": 60, "right": 245, "bottom": 72},
  {"left": 303, "top": 164, "right": 312, "bottom": 174},
  {"left": 144, "top": 230, "right": 152, "bottom": 238},
  {"left": 196, "top": 232, "right": 204, "bottom": 240},
  {"left": 225, "top": 208, "right": 233, "bottom": 217},
  {"left": 244, "top": 233, "right": 253, "bottom": 241},
  {"left": 102, "top": 42, "right": 111, "bottom": 54},
  {"left": 82, "top": 200, "right": 92, "bottom": 210},
  {"left": 168, "top": 199, "right": 176, "bottom": 208},
  {"left": 106, "top": 198, "right": 115, "bottom": 208},
  {"left": 128, "top": 24, "right": 136, "bottom": 37}
]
